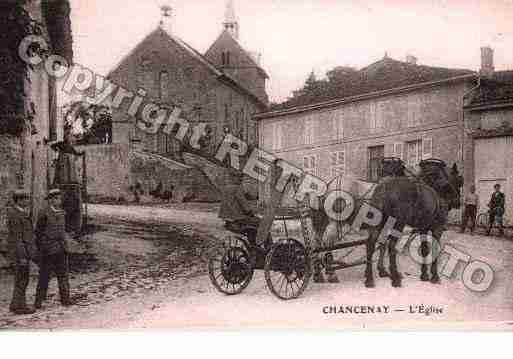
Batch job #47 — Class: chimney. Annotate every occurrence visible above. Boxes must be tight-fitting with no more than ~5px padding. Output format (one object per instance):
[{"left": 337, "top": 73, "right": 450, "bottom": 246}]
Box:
[
  {"left": 480, "top": 46, "right": 495, "bottom": 77},
  {"left": 159, "top": 4, "right": 173, "bottom": 33},
  {"left": 405, "top": 54, "right": 417, "bottom": 65}
]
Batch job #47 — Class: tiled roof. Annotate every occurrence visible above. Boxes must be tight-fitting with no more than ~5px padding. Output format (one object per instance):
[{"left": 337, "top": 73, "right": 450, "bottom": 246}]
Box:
[
  {"left": 467, "top": 71, "right": 513, "bottom": 108},
  {"left": 271, "top": 57, "right": 474, "bottom": 111},
  {"left": 107, "top": 27, "right": 267, "bottom": 109}
]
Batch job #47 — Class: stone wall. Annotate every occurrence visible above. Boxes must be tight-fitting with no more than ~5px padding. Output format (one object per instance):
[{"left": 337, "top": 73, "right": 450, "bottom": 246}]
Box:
[
  {"left": 0, "top": 136, "right": 24, "bottom": 244},
  {"left": 76, "top": 144, "right": 131, "bottom": 202},
  {"left": 76, "top": 144, "right": 222, "bottom": 203}
]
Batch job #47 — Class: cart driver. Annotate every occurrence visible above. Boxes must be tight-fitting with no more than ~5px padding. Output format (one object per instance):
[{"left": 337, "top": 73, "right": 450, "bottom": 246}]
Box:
[{"left": 218, "top": 170, "right": 260, "bottom": 230}]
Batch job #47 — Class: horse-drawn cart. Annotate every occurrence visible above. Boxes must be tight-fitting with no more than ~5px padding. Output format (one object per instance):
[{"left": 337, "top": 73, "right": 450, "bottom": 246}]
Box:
[{"left": 182, "top": 153, "right": 368, "bottom": 300}]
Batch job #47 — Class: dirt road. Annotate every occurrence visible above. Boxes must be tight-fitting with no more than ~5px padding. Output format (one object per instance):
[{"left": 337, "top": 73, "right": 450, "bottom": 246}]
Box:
[{"left": 2, "top": 204, "right": 512, "bottom": 330}]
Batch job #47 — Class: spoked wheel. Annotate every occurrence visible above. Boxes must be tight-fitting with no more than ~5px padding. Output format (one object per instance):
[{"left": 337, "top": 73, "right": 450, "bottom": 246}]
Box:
[
  {"left": 208, "top": 236, "right": 254, "bottom": 295},
  {"left": 264, "top": 238, "right": 312, "bottom": 300}
]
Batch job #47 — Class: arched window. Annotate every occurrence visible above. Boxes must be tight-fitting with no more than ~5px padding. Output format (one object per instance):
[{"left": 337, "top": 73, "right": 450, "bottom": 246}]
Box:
[
  {"left": 159, "top": 71, "right": 170, "bottom": 101},
  {"left": 221, "top": 51, "right": 231, "bottom": 66}
]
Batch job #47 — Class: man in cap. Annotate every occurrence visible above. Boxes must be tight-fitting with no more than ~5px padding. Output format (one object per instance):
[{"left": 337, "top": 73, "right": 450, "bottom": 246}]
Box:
[
  {"left": 7, "top": 189, "right": 36, "bottom": 315},
  {"left": 34, "top": 188, "right": 74, "bottom": 308}
]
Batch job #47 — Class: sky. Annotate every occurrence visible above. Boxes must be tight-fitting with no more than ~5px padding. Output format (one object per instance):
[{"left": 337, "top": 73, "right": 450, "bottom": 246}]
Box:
[{"left": 70, "top": 0, "right": 513, "bottom": 103}]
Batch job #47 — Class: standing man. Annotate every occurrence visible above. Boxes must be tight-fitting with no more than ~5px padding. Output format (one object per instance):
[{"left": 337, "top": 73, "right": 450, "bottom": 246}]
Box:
[
  {"left": 7, "top": 190, "right": 36, "bottom": 315},
  {"left": 51, "top": 130, "right": 85, "bottom": 237},
  {"left": 487, "top": 183, "right": 506, "bottom": 237},
  {"left": 460, "top": 185, "right": 479, "bottom": 234},
  {"left": 34, "top": 189, "right": 75, "bottom": 309}
]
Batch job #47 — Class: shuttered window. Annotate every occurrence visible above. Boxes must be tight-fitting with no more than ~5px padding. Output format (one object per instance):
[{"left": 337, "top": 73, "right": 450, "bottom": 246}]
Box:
[
  {"left": 394, "top": 142, "right": 404, "bottom": 160},
  {"left": 368, "top": 145, "right": 384, "bottom": 182},
  {"left": 304, "top": 118, "right": 314, "bottom": 145},
  {"left": 406, "top": 140, "right": 422, "bottom": 168},
  {"left": 422, "top": 137, "right": 433, "bottom": 159},
  {"left": 303, "top": 154, "right": 318, "bottom": 176},
  {"left": 273, "top": 122, "right": 283, "bottom": 150},
  {"left": 330, "top": 150, "right": 345, "bottom": 178},
  {"left": 334, "top": 112, "right": 344, "bottom": 139}
]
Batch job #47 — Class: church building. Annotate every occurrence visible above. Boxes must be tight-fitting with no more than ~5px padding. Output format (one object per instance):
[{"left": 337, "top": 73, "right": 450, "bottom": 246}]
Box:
[
  {"left": 108, "top": 0, "right": 268, "bottom": 156},
  {"left": 80, "top": 1, "right": 269, "bottom": 202}
]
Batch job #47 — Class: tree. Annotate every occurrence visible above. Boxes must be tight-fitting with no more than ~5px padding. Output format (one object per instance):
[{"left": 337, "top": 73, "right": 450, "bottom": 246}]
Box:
[{"left": 63, "top": 102, "right": 112, "bottom": 145}]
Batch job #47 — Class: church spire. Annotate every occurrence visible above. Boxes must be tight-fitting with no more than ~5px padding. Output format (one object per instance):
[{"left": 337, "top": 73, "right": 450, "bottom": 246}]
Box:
[{"left": 223, "top": 0, "right": 239, "bottom": 40}]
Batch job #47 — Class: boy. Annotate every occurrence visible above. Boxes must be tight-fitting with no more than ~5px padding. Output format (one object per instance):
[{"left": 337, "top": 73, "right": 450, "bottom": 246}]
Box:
[
  {"left": 7, "top": 190, "right": 36, "bottom": 315},
  {"left": 34, "top": 188, "right": 74, "bottom": 309}
]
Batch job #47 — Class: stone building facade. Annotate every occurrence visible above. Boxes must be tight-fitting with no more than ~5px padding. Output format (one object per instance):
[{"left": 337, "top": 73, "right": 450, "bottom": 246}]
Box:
[
  {"left": 463, "top": 47, "right": 513, "bottom": 225},
  {"left": 255, "top": 56, "right": 477, "bottom": 213},
  {"left": 103, "top": 2, "right": 268, "bottom": 199},
  {"left": 0, "top": 1, "right": 73, "bottom": 247}
]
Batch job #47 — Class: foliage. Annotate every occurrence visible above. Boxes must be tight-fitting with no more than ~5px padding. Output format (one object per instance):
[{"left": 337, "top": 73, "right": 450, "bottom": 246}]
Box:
[
  {"left": 280, "top": 67, "right": 357, "bottom": 109},
  {"left": 0, "top": 1, "right": 46, "bottom": 136},
  {"left": 64, "top": 102, "right": 113, "bottom": 145}
]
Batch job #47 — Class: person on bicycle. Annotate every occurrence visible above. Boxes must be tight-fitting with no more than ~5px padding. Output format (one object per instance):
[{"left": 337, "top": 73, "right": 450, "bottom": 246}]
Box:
[
  {"left": 460, "top": 185, "right": 479, "bottom": 235},
  {"left": 487, "top": 183, "right": 505, "bottom": 237}
]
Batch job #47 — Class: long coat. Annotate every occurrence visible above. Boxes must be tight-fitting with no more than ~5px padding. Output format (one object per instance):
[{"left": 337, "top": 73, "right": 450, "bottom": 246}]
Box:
[
  {"left": 6, "top": 206, "right": 35, "bottom": 266},
  {"left": 35, "top": 206, "right": 68, "bottom": 256}
]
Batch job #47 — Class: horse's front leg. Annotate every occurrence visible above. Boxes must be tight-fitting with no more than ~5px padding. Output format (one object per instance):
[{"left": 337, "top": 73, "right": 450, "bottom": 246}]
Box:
[
  {"left": 419, "top": 231, "right": 430, "bottom": 282},
  {"left": 388, "top": 237, "right": 402, "bottom": 287},
  {"left": 429, "top": 228, "right": 443, "bottom": 284},
  {"left": 365, "top": 231, "right": 377, "bottom": 288},
  {"left": 377, "top": 242, "right": 389, "bottom": 278},
  {"left": 313, "top": 227, "right": 326, "bottom": 283}
]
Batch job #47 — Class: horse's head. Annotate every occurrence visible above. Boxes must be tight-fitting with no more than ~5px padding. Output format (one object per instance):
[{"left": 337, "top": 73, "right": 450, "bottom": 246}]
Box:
[{"left": 419, "top": 159, "right": 462, "bottom": 210}]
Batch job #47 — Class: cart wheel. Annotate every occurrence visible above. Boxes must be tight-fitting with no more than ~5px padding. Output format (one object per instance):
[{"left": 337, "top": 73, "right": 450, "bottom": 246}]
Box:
[
  {"left": 208, "top": 236, "right": 254, "bottom": 295},
  {"left": 264, "top": 238, "right": 312, "bottom": 300}
]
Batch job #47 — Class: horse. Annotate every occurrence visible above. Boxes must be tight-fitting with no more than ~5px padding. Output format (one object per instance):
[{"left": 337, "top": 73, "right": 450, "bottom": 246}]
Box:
[
  {"left": 306, "top": 158, "right": 462, "bottom": 287},
  {"left": 363, "top": 158, "right": 462, "bottom": 288}
]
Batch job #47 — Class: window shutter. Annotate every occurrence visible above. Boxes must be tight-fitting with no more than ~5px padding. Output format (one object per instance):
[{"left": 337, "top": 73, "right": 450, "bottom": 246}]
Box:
[
  {"left": 394, "top": 142, "right": 403, "bottom": 160},
  {"left": 385, "top": 143, "right": 394, "bottom": 157},
  {"left": 338, "top": 115, "right": 344, "bottom": 139},
  {"left": 422, "top": 138, "right": 433, "bottom": 160},
  {"left": 330, "top": 152, "right": 337, "bottom": 166},
  {"left": 303, "top": 156, "right": 309, "bottom": 169},
  {"left": 275, "top": 123, "right": 282, "bottom": 150}
]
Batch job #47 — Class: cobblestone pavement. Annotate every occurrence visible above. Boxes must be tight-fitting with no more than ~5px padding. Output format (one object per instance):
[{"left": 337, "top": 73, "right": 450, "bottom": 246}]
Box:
[{"left": 1, "top": 204, "right": 512, "bottom": 330}]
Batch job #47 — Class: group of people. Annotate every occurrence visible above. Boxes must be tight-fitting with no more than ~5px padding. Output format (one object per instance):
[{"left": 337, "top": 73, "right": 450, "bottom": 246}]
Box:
[
  {"left": 460, "top": 183, "right": 506, "bottom": 236},
  {"left": 7, "top": 188, "right": 76, "bottom": 315}
]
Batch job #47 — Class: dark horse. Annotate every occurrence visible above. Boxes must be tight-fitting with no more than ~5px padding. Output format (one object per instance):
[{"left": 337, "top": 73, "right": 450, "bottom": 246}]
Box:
[
  {"left": 308, "top": 158, "right": 462, "bottom": 287},
  {"left": 363, "top": 158, "right": 462, "bottom": 288}
]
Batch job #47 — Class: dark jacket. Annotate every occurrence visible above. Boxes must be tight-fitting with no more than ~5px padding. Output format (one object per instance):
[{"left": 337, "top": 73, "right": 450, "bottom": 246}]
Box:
[
  {"left": 35, "top": 206, "right": 68, "bottom": 256},
  {"left": 489, "top": 191, "right": 505, "bottom": 213},
  {"left": 6, "top": 206, "right": 35, "bottom": 266}
]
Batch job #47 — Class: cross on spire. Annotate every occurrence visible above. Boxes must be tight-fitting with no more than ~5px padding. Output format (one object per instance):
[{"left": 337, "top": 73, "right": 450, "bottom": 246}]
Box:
[{"left": 159, "top": 4, "right": 172, "bottom": 31}]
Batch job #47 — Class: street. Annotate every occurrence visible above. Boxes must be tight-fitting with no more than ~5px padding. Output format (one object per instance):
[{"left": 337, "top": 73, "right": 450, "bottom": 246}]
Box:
[{"left": 1, "top": 203, "right": 512, "bottom": 330}]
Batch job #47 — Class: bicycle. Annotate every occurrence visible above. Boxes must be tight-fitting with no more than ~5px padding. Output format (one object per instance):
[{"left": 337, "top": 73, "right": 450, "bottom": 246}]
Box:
[{"left": 477, "top": 210, "right": 489, "bottom": 228}]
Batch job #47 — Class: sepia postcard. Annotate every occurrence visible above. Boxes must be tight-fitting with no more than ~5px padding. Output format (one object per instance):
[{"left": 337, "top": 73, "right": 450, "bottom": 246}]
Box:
[{"left": 1, "top": 0, "right": 513, "bottom": 332}]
